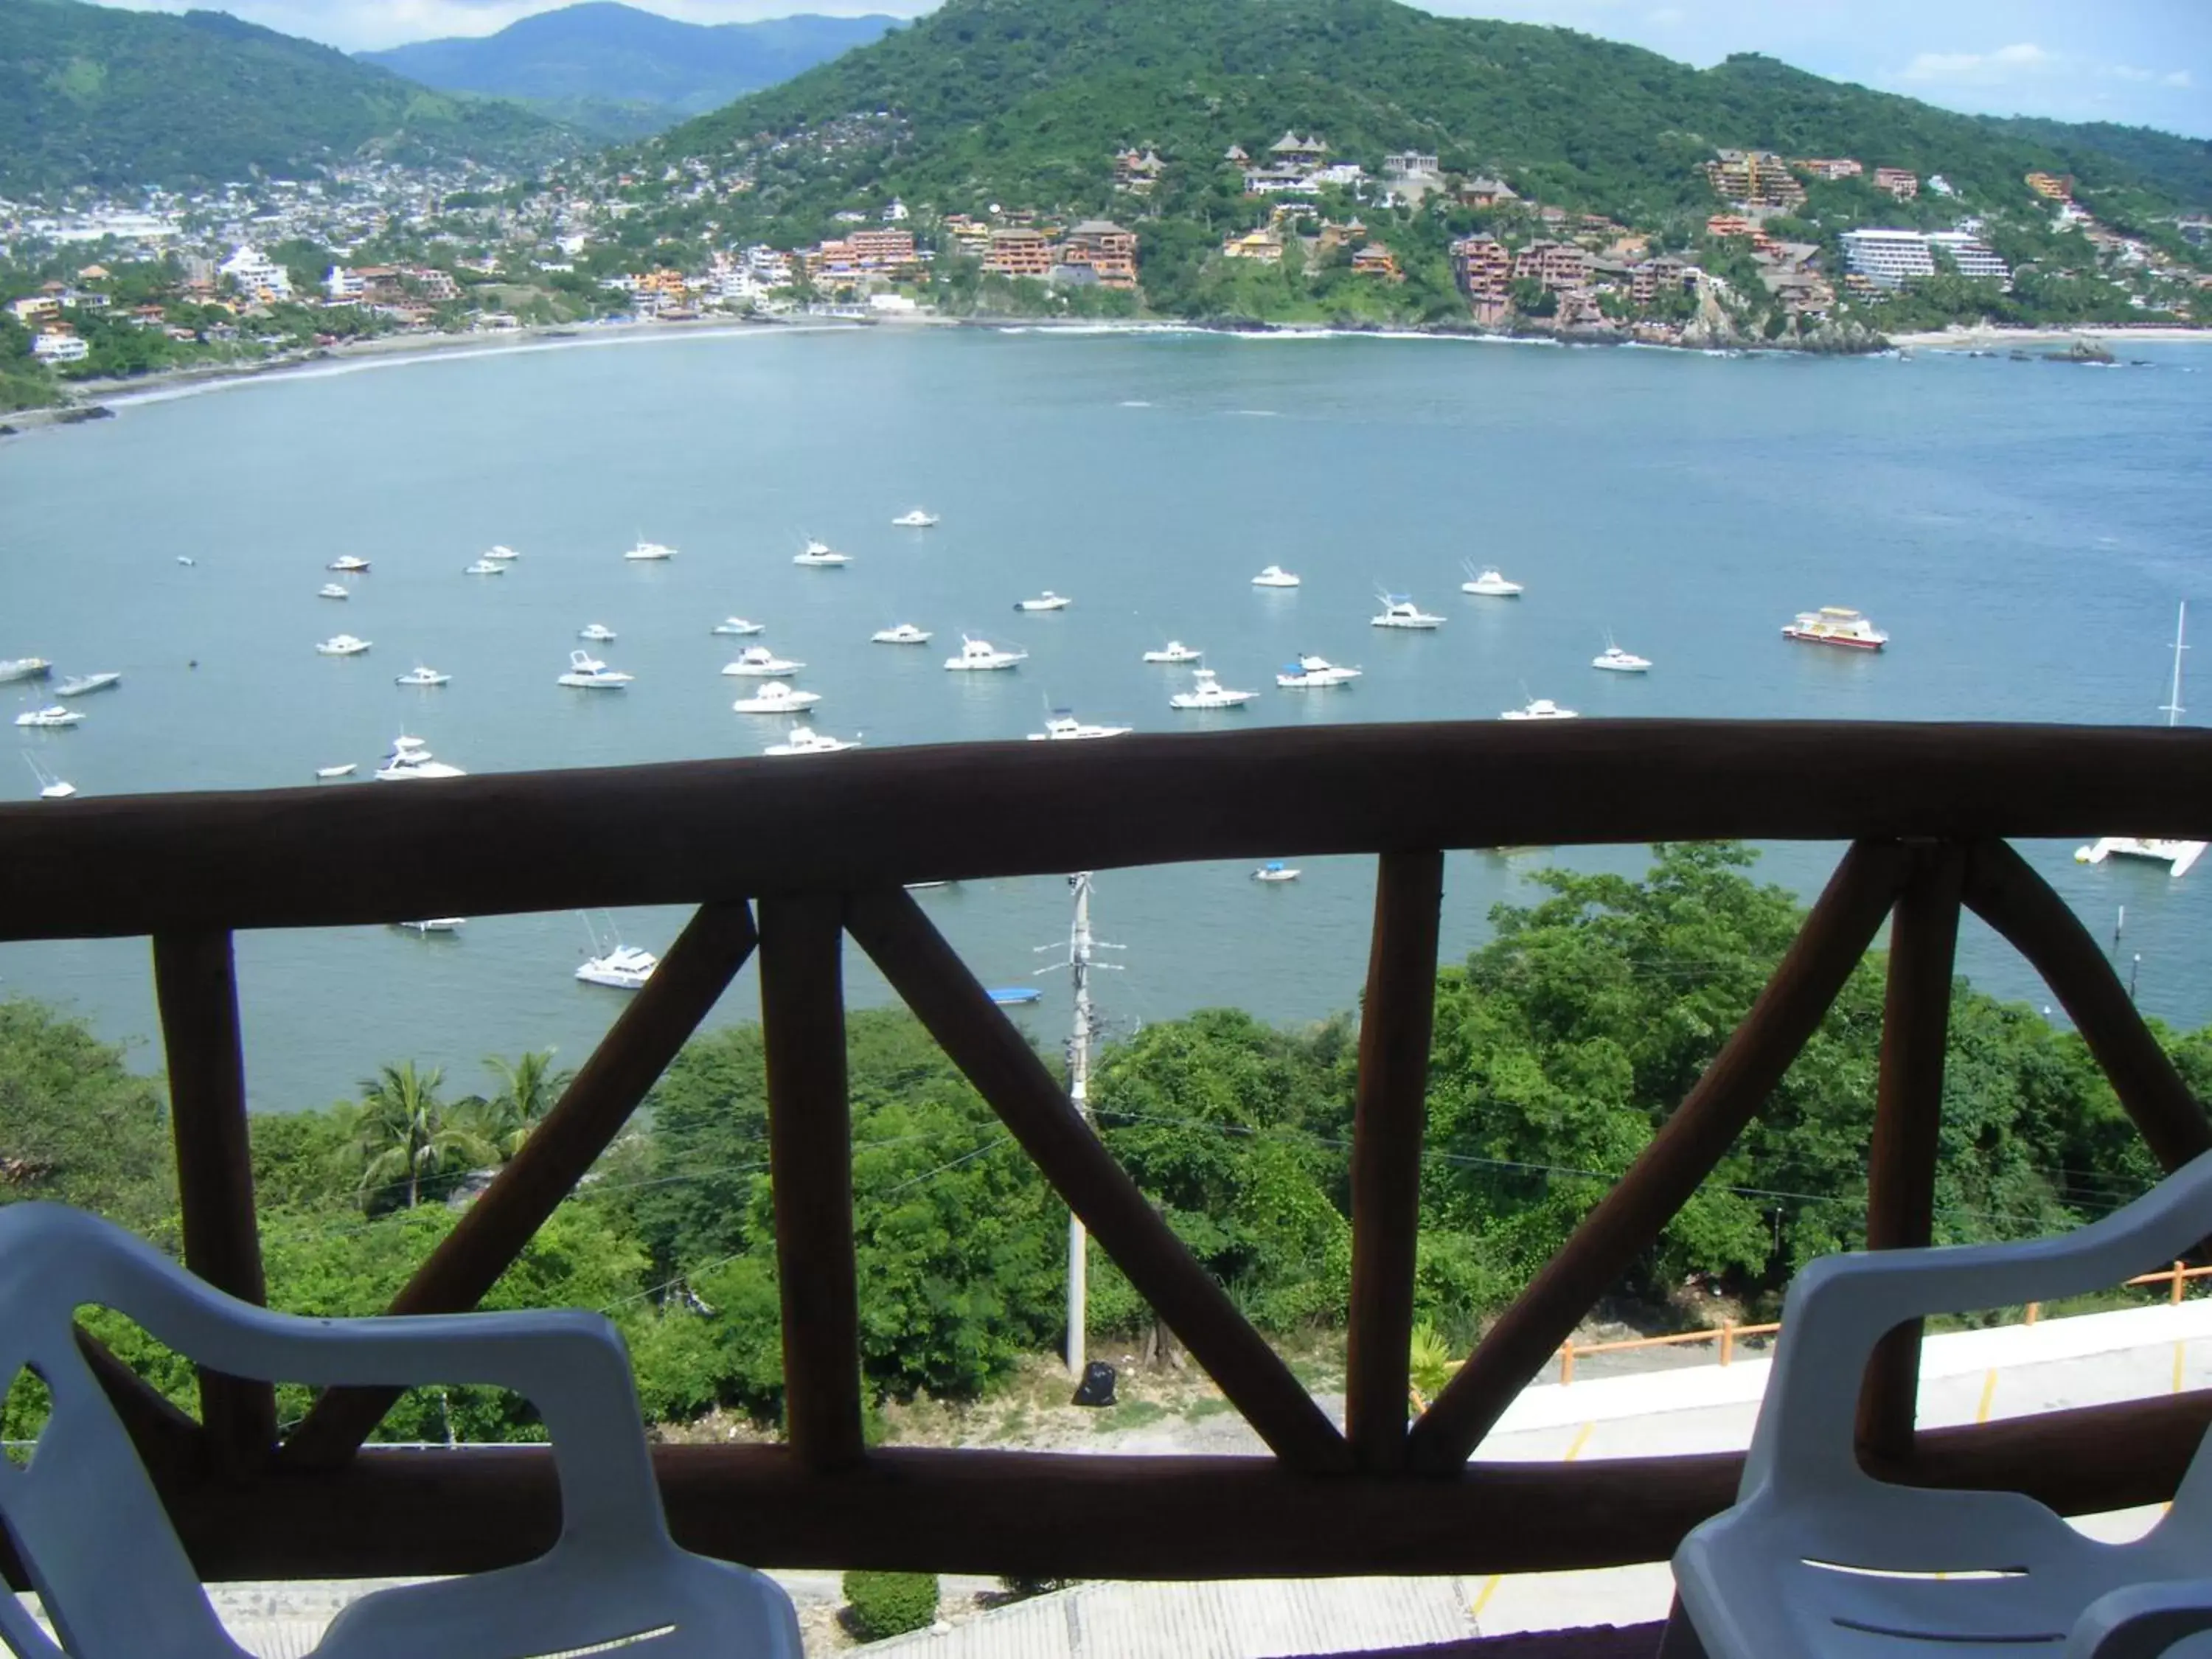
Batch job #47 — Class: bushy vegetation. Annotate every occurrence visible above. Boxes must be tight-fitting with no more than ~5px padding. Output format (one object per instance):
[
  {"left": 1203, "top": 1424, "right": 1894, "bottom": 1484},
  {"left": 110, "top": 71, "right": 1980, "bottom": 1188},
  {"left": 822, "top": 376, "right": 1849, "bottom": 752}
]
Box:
[
  {"left": 841, "top": 1570, "right": 939, "bottom": 1640},
  {"left": 0, "top": 845, "right": 2189, "bottom": 1444}
]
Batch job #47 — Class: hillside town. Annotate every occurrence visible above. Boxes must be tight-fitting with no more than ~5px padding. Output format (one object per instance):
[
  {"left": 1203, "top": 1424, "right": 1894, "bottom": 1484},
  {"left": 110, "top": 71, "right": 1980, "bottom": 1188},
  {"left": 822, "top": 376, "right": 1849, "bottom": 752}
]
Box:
[{"left": 5, "top": 122, "right": 2212, "bottom": 406}]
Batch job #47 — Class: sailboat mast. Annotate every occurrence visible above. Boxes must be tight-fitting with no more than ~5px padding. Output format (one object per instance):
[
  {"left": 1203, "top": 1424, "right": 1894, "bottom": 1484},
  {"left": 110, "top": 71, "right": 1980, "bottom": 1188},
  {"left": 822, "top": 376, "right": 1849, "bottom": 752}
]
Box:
[
  {"left": 1065, "top": 872, "right": 1095, "bottom": 1377},
  {"left": 2164, "top": 602, "right": 2189, "bottom": 728}
]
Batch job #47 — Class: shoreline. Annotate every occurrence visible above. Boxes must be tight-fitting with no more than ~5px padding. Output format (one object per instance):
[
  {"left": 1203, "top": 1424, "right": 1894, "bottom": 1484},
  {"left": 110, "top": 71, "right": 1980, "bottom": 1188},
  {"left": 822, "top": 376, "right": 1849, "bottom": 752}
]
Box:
[{"left": 1889, "top": 323, "right": 2212, "bottom": 349}]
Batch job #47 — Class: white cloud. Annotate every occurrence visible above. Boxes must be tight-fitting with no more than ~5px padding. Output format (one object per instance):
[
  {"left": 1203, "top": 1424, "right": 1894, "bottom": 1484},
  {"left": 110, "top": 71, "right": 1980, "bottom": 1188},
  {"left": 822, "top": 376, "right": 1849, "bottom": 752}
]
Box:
[
  {"left": 1646, "top": 6, "right": 1685, "bottom": 23},
  {"left": 2166, "top": 69, "right": 2194, "bottom": 88},
  {"left": 1900, "top": 41, "right": 2057, "bottom": 84}
]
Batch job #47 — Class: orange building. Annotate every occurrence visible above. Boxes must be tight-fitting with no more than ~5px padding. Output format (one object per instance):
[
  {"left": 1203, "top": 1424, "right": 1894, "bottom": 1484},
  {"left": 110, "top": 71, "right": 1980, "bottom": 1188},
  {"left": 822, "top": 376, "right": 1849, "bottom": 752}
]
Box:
[
  {"left": 1874, "top": 167, "right": 1920, "bottom": 200},
  {"left": 1705, "top": 214, "right": 1756, "bottom": 239},
  {"left": 2026, "top": 171, "right": 2074, "bottom": 202},
  {"left": 1350, "top": 246, "right": 1402, "bottom": 282},
  {"left": 984, "top": 229, "right": 1054, "bottom": 278}
]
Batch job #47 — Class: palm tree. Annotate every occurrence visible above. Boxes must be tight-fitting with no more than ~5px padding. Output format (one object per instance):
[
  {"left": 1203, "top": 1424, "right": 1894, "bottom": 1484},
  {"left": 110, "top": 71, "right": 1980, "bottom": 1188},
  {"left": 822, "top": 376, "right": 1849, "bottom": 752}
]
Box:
[
  {"left": 476, "top": 1049, "right": 574, "bottom": 1161},
  {"left": 352, "top": 1060, "right": 494, "bottom": 1209}
]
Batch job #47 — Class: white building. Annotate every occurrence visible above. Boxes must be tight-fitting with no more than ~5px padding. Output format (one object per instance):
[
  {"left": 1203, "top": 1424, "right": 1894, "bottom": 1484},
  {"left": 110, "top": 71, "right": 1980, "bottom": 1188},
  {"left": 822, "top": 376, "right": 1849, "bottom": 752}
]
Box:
[
  {"left": 324, "top": 265, "right": 367, "bottom": 302},
  {"left": 1927, "top": 231, "right": 2011, "bottom": 283},
  {"left": 32, "top": 333, "right": 88, "bottom": 364},
  {"left": 1841, "top": 228, "right": 2010, "bottom": 289},
  {"left": 218, "top": 245, "right": 291, "bottom": 299}
]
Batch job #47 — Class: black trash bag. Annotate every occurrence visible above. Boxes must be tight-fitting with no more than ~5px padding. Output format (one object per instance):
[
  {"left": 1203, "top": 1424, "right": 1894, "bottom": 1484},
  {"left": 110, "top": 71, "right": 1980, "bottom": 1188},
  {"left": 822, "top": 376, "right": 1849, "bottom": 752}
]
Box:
[{"left": 1071, "top": 1360, "right": 1117, "bottom": 1408}]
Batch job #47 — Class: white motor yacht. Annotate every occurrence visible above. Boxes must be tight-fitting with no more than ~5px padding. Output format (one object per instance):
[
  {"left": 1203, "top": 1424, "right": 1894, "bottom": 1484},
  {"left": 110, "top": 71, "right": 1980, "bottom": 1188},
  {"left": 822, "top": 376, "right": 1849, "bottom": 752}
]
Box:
[
  {"left": 464, "top": 559, "right": 507, "bottom": 576},
  {"left": 394, "top": 666, "right": 451, "bottom": 688},
  {"left": 1169, "top": 668, "right": 1257, "bottom": 710},
  {"left": 1592, "top": 642, "right": 1652, "bottom": 673},
  {"left": 1782, "top": 606, "right": 1888, "bottom": 650},
  {"left": 1371, "top": 594, "right": 1444, "bottom": 630},
  {"left": 577, "top": 943, "right": 658, "bottom": 990},
  {"left": 892, "top": 509, "right": 940, "bottom": 528},
  {"left": 723, "top": 647, "right": 804, "bottom": 677},
  {"left": 1500, "top": 698, "right": 1580, "bottom": 721},
  {"left": 318, "top": 583, "right": 351, "bottom": 600},
  {"left": 397, "top": 918, "right": 466, "bottom": 934},
  {"left": 0, "top": 659, "right": 50, "bottom": 684},
  {"left": 375, "top": 735, "right": 465, "bottom": 780},
  {"left": 1276, "top": 653, "right": 1363, "bottom": 689},
  {"left": 1015, "top": 591, "right": 1071, "bottom": 612},
  {"left": 481, "top": 545, "right": 521, "bottom": 561},
  {"left": 793, "top": 540, "right": 851, "bottom": 568},
  {"left": 1461, "top": 564, "right": 1525, "bottom": 597},
  {"left": 872, "top": 624, "right": 933, "bottom": 645},
  {"left": 1028, "top": 711, "right": 1133, "bottom": 740},
  {"left": 327, "top": 556, "right": 370, "bottom": 574},
  {"left": 315, "top": 763, "right": 357, "bottom": 780},
  {"left": 1252, "top": 566, "right": 1301, "bottom": 588},
  {"left": 733, "top": 682, "right": 823, "bottom": 714},
  {"left": 558, "top": 650, "right": 633, "bottom": 689},
  {"left": 24, "top": 757, "right": 73, "bottom": 800},
  {"left": 1142, "top": 641, "right": 1203, "bottom": 664},
  {"left": 945, "top": 636, "right": 1027, "bottom": 672},
  {"left": 1253, "top": 861, "right": 1301, "bottom": 883},
  {"left": 316, "top": 635, "right": 372, "bottom": 656},
  {"left": 14, "top": 706, "right": 82, "bottom": 728},
  {"left": 712, "top": 617, "right": 766, "bottom": 636},
  {"left": 578, "top": 624, "right": 617, "bottom": 642},
  {"left": 765, "top": 726, "right": 860, "bottom": 755},
  {"left": 624, "top": 540, "right": 677, "bottom": 561},
  {"left": 53, "top": 672, "right": 120, "bottom": 698}
]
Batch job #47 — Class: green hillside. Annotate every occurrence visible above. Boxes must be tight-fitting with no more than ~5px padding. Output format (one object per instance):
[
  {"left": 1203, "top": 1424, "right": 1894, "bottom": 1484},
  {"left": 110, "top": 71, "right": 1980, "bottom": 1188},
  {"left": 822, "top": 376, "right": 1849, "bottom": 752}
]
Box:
[
  {"left": 654, "top": 0, "right": 2210, "bottom": 234},
  {"left": 0, "top": 0, "right": 571, "bottom": 191}
]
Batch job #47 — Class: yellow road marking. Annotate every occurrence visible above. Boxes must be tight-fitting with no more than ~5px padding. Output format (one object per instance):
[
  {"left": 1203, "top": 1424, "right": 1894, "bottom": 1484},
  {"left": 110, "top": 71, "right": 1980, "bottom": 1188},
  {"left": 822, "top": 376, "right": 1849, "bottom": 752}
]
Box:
[
  {"left": 1473, "top": 1424, "right": 1596, "bottom": 1619},
  {"left": 1976, "top": 1369, "right": 1999, "bottom": 1425},
  {"left": 1471, "top": 1575, "right": 1502, "bottom": 1619},
  {"left": 1565, "top": 1422, "right": 1596, "bottom": 1461},
  {"left": 2177, "top": 1342, "right": 2188, "bottom": 1395}
]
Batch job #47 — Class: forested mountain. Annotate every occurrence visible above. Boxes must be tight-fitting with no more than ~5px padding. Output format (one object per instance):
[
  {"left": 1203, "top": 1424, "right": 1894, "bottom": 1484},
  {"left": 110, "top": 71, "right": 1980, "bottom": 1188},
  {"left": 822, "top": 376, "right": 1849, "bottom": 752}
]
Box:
[
  {"left": 654, "top": 0, "right": 2211, "bottom": 234},
  {"left": 361, "top": 5, "right": 901, "bottom": 140},
  {"left": 0, "top": 0, "right": 568, "bottom": 190}
]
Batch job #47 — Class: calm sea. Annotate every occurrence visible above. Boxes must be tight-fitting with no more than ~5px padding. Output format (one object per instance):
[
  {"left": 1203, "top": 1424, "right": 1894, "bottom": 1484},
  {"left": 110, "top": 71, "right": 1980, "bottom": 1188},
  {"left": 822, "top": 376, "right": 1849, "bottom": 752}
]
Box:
[{"left": 1, "top": 325, "right": 2208, "bottom": 1110}]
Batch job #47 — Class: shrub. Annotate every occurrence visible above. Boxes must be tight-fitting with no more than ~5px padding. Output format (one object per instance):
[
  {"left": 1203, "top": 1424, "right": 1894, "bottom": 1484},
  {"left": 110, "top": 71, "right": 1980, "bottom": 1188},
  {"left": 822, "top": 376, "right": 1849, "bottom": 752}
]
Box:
[{"left": 843, "top": 1569, "right": 939, "bottom": 1640}]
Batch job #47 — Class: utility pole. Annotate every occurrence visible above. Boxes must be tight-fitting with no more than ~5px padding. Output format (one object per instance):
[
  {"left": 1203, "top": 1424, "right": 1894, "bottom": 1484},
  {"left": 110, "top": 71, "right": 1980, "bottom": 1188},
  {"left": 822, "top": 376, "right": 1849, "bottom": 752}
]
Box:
[{"left": 1040, "top": 872, "right": 1119, "bottom": 1377}]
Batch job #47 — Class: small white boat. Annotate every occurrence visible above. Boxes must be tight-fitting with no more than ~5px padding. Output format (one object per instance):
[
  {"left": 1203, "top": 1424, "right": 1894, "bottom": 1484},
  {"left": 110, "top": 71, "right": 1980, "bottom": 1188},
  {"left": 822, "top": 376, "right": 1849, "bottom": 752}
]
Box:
[
  {"left": 712, "top": 617, "right": 766, "bottom": 636},
  {"left": 892, "top": 509, "right": 940, "bottom": 529},
  {"left": 397, "top": 918, "right": 466, "bottom": 934},
  {"left": 394, "top": 665, "right": 451, "bottom": 688},
  {"left": 327, "top": 556, "right": 370, "bottom": 574},
  {"left": 945, "top": 636, "right": 1027, "bottom": 672},
  {"left": 578, "top": 624, "right": 617, "bottom": 642},
  {"left": 793, "top": 540, "right": 851, "bottom": 568},
  {"left": 481, "top": 545, "right": 521, "bottom": 561},
  {"left": 1782, "top": 606, "right": 1888, "bottom": 650},
  {"left": 1592, "top": 642, "right": 1652, "bottom": 673},
  {"left": 15, "top": 706, "right": 83, "bottom": 728},
  {"left": 558, "top": 650, "right": 633, "bottom": 689},
  {"left": 733, "top": 681, "right": 823, "bottom": 714},
  {"left": 176, "top": 556, "right": 196, "bottom": 567},
  {"left": 375, "top": 735, "right": 465, "bottom": 781},
  {"left": 315, "top": 763, "right": 357, "bottom": 780},
  {"left": 24, "top": 757, "right": 73, "bottom": 800},
  {"left": 464, "top": 559, "right": 507, "bottom": 576},
  {"left": 1461, "top": 563, "right": 1524, "bottom": 597},
  {"left": 1169, "top": 668, "right": 1257, "bottom": 710},
  {"left": 624, "top": 540, "right": 677, "bottom": 562},
  {"left": 1276, "top": 653, "right": 1362, "bottom": 689},
  {"left": 1371, "top": 593, "right": 1444, "bottom": 630},
  {"left": 1028, "top": 710, "right": 1132, "bottom": 741},
  {"left": 1015, "top": 591, "right": 1071, "bottom": 612},
  {"left": 1500, "top": 698, "right": 1580, "bottom": 721},
  {"left": 53, "top": 672, "right": 120, "bottom": 698},
  {"left": 318, "top": 583, "right": 351, "bottom": 599},
  {"left": 765, "top": 725, "right": 860, "bottom": 755},
  {"left": 2073, "top": 604, "right": 2208, "bottom": 880},
  {"left": 577, "top": 943, "right": 658, "bottom": 990},
  {"left": 1252, "top": 566, "right": 1301, "bottom": 588},
  {"left": 1252, "top": 861, "right": 1301, "bottom": 883},
  {"left": 0, "top": 659, "right": 52, "bottom": 683},
  {"left": 723, "top": 647, "right": 804, "bottom": 678},
  {"left": 1142, "top": 641, "right": 1203, "bottom": 664},
  {"left": 872, "top": 624, "right": 933, "bottom": 645},
  {"left": 316, "top": 634, "right": 372, "bottom": 656}
]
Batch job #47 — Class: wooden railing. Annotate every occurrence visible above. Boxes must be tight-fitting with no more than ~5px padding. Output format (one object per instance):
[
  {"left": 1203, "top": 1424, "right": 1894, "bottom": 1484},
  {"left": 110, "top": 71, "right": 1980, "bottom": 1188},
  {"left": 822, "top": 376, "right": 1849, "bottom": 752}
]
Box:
[{"left": 1, "top": 720, "right": 2210, "bottom": 1585}]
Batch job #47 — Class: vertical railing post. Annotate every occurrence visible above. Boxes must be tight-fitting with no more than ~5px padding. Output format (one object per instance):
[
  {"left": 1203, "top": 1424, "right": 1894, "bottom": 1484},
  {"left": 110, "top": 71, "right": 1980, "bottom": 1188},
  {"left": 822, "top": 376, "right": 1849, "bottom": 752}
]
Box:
[
  {"left": 2177, "top": 1263, "right": 2188, "bottom": 1307},
  {"left": 759, "top": 894, "right": 865, "bottom": 1472},
  {"left": 1346, "top": 851, "right": 1444, "bottom": 1472},
  {"left": 151, "top": 929, "right": 275, "bottom": 1481},
  {"left": 1719, "top": 1322, "right": 1735, "bottom": 1367},
  {"left": 1857, "top": 845, "right": 1965, "bottom": 1466}
]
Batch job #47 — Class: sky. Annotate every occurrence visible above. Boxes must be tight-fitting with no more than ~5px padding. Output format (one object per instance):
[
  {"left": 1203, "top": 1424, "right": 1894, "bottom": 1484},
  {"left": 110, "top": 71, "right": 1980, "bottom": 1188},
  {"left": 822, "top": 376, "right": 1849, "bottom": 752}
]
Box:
[{"left": 96, "top": 0, "right": 2212, "bottom": 137}]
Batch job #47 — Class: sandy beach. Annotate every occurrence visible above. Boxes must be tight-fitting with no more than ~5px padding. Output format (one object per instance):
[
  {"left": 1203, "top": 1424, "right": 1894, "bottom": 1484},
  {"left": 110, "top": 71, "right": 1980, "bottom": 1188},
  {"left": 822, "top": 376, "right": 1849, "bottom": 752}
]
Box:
[{"left": 1889, "top": 322, "right": 2212, "bottom": 349}]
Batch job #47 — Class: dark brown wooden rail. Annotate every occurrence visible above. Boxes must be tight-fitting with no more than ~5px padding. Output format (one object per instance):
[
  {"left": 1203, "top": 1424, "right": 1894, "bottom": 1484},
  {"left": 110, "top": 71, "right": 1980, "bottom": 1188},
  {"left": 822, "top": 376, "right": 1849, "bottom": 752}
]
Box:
[{"left": 5, "top": 723, "right": 2209, "bottom": 1588}]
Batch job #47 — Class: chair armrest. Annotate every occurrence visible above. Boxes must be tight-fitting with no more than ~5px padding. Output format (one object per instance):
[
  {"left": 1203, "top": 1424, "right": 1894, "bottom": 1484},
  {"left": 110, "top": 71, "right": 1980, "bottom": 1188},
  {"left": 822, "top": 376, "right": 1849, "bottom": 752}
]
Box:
[
  {"left": 2070, "top": 1579, "right": 2212, "bottom": 1659},
  {"left": 1741, "top": 1148, "right": 2212, "bottom": 1497}
]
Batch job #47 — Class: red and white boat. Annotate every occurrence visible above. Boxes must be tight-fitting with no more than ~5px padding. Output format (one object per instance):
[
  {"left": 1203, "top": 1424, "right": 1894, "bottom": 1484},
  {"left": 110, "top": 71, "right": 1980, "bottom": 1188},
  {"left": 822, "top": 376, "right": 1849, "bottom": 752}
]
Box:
[{"left": 1782, "top": 607, "right": 1888, "bottom": 650}]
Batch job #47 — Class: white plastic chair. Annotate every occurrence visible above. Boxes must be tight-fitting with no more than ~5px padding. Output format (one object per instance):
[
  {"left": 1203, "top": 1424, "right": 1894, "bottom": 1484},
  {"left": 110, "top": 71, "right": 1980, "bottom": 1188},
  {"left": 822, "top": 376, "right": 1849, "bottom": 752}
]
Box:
[
  {"left": 0, "top": 1201, "right": 801, "bottom": 1659},
  {"left": 1669, "top": 1146, "right": 2212, "bottom": 1659}
]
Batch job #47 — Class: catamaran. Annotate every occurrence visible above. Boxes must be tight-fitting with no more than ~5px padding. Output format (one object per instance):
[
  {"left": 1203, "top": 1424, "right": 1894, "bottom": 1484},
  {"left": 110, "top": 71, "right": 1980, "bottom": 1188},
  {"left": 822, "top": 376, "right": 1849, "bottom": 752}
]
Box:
[{"left": 2076, "top": 602, "right": 2208, "bottom": 880}]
